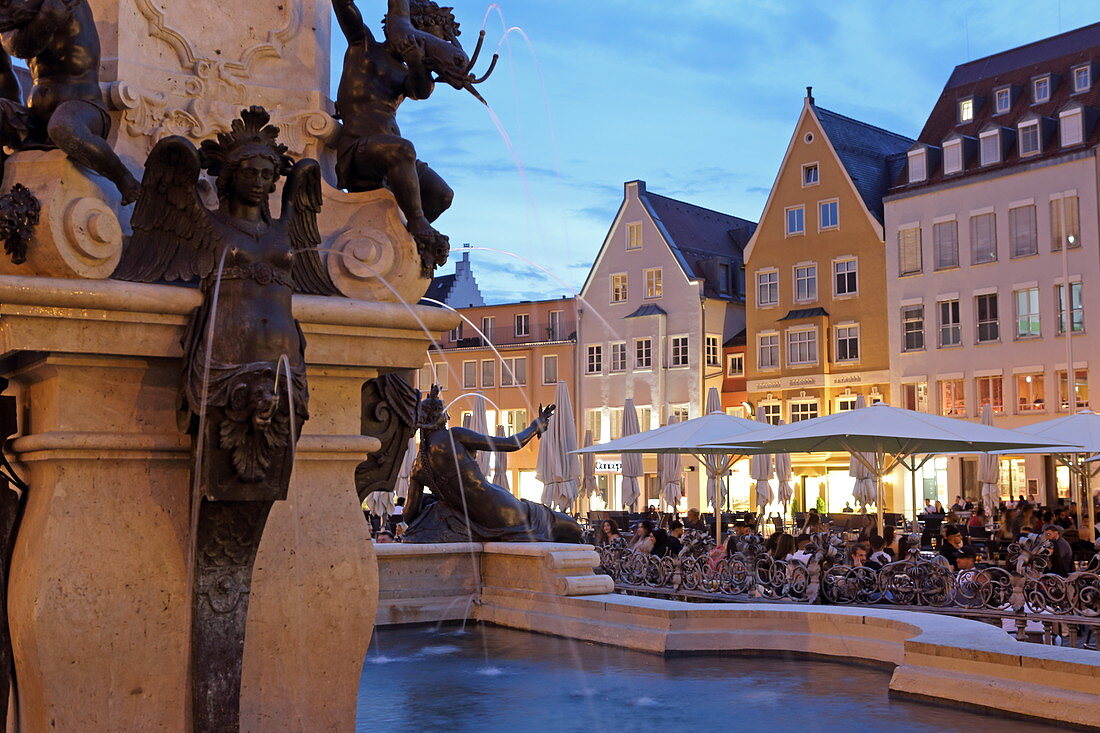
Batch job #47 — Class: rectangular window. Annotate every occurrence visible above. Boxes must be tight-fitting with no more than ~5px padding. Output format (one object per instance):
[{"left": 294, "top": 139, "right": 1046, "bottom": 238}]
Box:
[
  {"left": 1019, "top": 122, "right": 1040, "bottom": 155},
  {"left": 794, "top": 264, "right": 817, "bottom": 302},
  {"left": 1074, "top": 65, "right": 1092, "bottom": 93},
  {"left": 705, "top": 335, "right": 720, "bottom": 367},
  {"left": 462, "top": 360, "right": 477, "bottom": 389},
  {"left": 727, "top": 353, "right": 744, "bottom": 377},
  {"left": 626, "top": 222, "right": 642, "bottom": 250},
  {"left": 500, "top": 357, "right": 526, "bottom": 387},
  {"left": 480, "top": 316, "right": 494, "bottom": 343},
  {"left": 933, "top": 220, "right": 959, "bottom": 269},
  {"left": 670, "top": 336, "right": 689, "bottom": 367},
  {"left": 1056, "top": 282, "right": 1084, "bottom": 334},
  {"left": 833, "top": 259, "right": 857, "bottom": 296},
  {"left": 790, "top": 402, "right": 819, "bottom": 422},
  {"left": 1014, "top": 287, "right": 1040, "bottom": 338},
  {"left": 819, "top": 200, "right": 839, "bottom": 230},
  {"left": 761, "top": 403, "right": 781, "bottom": 425},
  {"left": 835, "top": 325, "right": 859, "bottom": 362},
  {"left": 1008, "top": 205, "right": 1037, "bottom": 257},
  {"left": 1058, "top": 369, "right": 1089, "bottom": 411},
  {"left": 908, "top": 150, "right": 927, "bottom": 183},
  {"left": 837, "top": 395, "right": 858, "bottom": 412},
  {"left": 970, "top": 212, "right": 997, "bottom": 264},
  {"left": 939, "top": 379, "right": 966, "bottom": 416},
  {"left": 980, "top": 132, "right": 1000, "bottom": 165},
  {"left": 610, "top": 342, "right": 627, "bottom": 372},
  {"left": 802, "top": 163, "right": 819, "bottom": 186},
  {"left": 898, "top": 227, "right": 922, "bottom": 275},
  {"left": 994, "top": 87, "right": 1011, "bottom": 114},
  {"left": 1061, "top": 109, "right": 1084, "bottom": 146},
  {"left": 975, "top": 293, "right": 999, "bottom": 343},
  {"left": 757, "top": 270, "right": 778, "bottom": 306},
  {"left": 637, "top": 406, "right": 653, "bottom": 431},
  {"left": 609, "top": 407, "right": 623, "bottom": 440},
  {"left": 787, "top": 329, "right": 818, "bottom": 366},
  {"left": 449, "top": 323, "right": 462, "bottom": 342},
  {"left": 547, "top": 310, "right": 562, "bottom": 341},
  {"left": 903, "top": 382, "right": 929, "bottom": 412},
  {"left": 902, "top": 305, "right": 925, "bottom": 351},
  {"left": 503, "top": 409, "right": 528, "bottom": 436},
  {"left": 586, "top": 409, "right": 603, "bottom": 442},
  {"left": 585, "top": 345, "right": 603, "bottom": 374},
  {"left": 1016, "top": 372, "right": 1045, "bottom": 413},
  {"left": 938, "top": 299, "right": 961, "bottom": 347},
  {"left": 958, "top": 98, "right": 974, "bottom": 123},
  {"left": 433, "top": 363, "right": 448, "bottom": 390},
  {"left": 943, "top": 141, "right": 962, "bottom": 174},
  {"left": 514, "top": 313, "right": 530, "bottom": 337},
  {"left": 1033, "top": 76, "right": 1051, "bottom": 103},
  {"left": 757, "top": 334, "right": 779, "bottom": 370},
  {"left": 610, "top": 273, "right": 627, "bottom": 303},
  {"left": 635, "top": 338, "right": 652, "bottom": 369},
  {"left": 542, "top": 355, "right": 557, "bottom": 385},
  {"left": 976, "top": 376, "right": 1005, "bottom": 414},
  {"left": 670, "top": 405, "right": 691, "bottom": 424},
  {"left": 1051, "top": 196, "right": 1081, "bottom": 250},
  {"left": 645, "top": 268, "right": 663, "bottom": 299},
  {"left": 481, "top": 359, "right": 495, "bottom": 388},
  {"left": 785, "top": 206, "right": 805, "bottom": 235}
]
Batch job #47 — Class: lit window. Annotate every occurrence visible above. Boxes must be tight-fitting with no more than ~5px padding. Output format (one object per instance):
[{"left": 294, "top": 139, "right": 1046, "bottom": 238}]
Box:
[
  {"left": 898, "top": 227, "right": 922, "bottom": 275},
  {"left": 786, "top": 329, "right": 818, "bottom": 366},
  {"left": 933, "top": 220, "right": 958, "bottom": 270},
  {"left": 819, "top": 200, "right": 839, "bottom": 230},
  {"left": 610, "top": 342, "right": 627, "bottom": 372},
  {"left": 1008, "top": 205, "right": 1037, "bottom": 258},
  {"left": 786, "top": 206, "right": 805, "bottom": 235},
  {"left": 938, "top": 299, "right": 961, "bottom": 347},
  {"left": 501, "top": 357, "right": 526, "bottom": 386},
  {"left": 645, "top": 268, "right": 663, "bottom": 298},
  {"left": 757, "top": 334, "right": 779, "bottom": 370},
  {"left": 939, "top": 379, "right": 966, "bottom": 416},
  {"left": 609, "top": 408, "right": 622, "bottom": 440},
  {"left": 635, "top": 338, "right": 652, "bottom": 369},
  {"left": 1016, "top": 373, "right": 1045, "bottom": 413},
  {"left": 794, "top": 264, "right": 817, "bottom": 302},
  {"left": 1074, "top": 65, "right": 1091, "bottom": 93},
  {"left": 903, "top": 382, "right": 929, "bottom": 412},
  {"left": 976, "top": 376, "right": 1004, "bottom": 414},
  {"left": 943, "top": 140, "right": 963, "bottom": 174},
  {"left": 790, "top": 401, "right": 819, "bottom": 422},
  {"left": 833, "top": 259, "right": 857, "bottom": 296},
  {"left": 835, "top": 325, "right": 859, "bottom": 362},
  {"left": 994, "top": 87, "right": 1011, "bottom": 114},
  {"left": 1056, "top": 282, "right": 1084, "bottom": 334},
  {"left": 1014, "top": 287, "right": 1040, "bottom": 338},
  {"left": 959, "top": 97, "right": 974, "bottom": 122},
  {"left": 504, "top": 409, "right": 528, "bottom": 435},
  {"left": 1060, "top": 108, "right": 1084, "bottom": 146},
  {"left": 514, "top": 313, "right": 530, "bottom": 337},
  {"left": 902, "top": 305, "right": 924, "bottom": 351},
  {"left": 586, "top": 409, "right": 602, "bottom": 442},
  {"left": 705, "top": 335, "right": 720, "bottom": 367},
  {"left": 803, "top": 163, "right": 819, "bottom": 186},
  {"left": 757, "top": 270, "right": 778, "bottom": 306},
  {"left": 626, "top": 222, "right": 642, "bottom": 250},
  {"left": 1018, "top": 121, "right": 1040, "bottom": 155},
  {"left": 975, "top": 293, "right": 999, "bottom": 343},
  {"left": 727, "top": 353, "right": 744, "bottom": 377},
  {"left": 585, "top": 345, "right": 602, "bottom": 374},
  {"left": 970, "top": 212, "right": 997, "bottom": 264},
  {"left": 610, "top": 273, "right": 627, "bottom": 303},
  {"left": 1032, "top": 76, "right": 1051, "bottom": 104},
  {"left": 979, "top": 130, "right": 1000, "bottom": 165},
  {"left": 1058, "top": 369, "right": 1089, "bottom": 411},
  {"left": 908, "top": 149, "right": 927, "bottom": 183},
  {"left": 1051, "top": 195, "right": 1081, "bottom": 251},
  {"left": 670, "top": 336, "right": 689, "bottom": 367}
]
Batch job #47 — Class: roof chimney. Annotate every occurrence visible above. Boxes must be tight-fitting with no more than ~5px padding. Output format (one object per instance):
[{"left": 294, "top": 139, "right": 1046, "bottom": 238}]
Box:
[{"left": 806, "top": 86, "right": 814, "bottom": 105}]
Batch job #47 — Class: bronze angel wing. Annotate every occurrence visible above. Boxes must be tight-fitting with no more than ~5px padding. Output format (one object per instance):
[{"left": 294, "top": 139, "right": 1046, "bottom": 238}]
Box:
[
  {"left": 281, "top": 158, "right": 340, "bottom": 296},
  {"left": 113, "top": 136, "right": 217, "bottom": 283}
]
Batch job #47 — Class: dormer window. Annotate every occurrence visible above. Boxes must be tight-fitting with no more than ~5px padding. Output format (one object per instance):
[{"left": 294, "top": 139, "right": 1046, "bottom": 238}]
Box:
[
  {"left": 1018, "top": 119, "right": 1041, "bottom": 156},
  {"left": 908, "top": 148, "right": 927, "bottom": 183},
  {"left": 994, "top": 87, "right": 1012, "bottom": 114},
  {"left": 1032, "top": 76, "right": 1051, "bottom": 104},
  {"left": 979, "top": 128, "right": 1001, "bottom": 166},
  {"left": 1073, "top": 64, "right": 1091, "bottom": 93},
  {"left": 1060, "top": 106, "right": 1084, "bottom": 147},
  {"left": 942, "top": 139, "right": 963, "bottom": 174},
  {"left": 958, "top": 97, "right": 974, "bottom": 123}
]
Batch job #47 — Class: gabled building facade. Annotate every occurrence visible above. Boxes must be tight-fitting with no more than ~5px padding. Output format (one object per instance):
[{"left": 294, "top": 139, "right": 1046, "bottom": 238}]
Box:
[
  {"left": 885, "top": 22, "right": 1100, "bottom": 508},
  {"left": 577, "top": 180, "right": 756, "bottom": 511},
  {"left": 744, "top": 92, "right": 913, "bottom": 513}
]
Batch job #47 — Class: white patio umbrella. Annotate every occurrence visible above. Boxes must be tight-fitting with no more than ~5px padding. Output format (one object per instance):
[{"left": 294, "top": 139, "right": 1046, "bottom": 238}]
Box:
[
  {"left": 702, "top": 388, "right": 726, "bottom": 509},
  {"left": 619, "top": 398, "right": 643, "bottom": 510},
  {"left": 848, "top": 396, "right": 877, "bottom": 512},
  {"left": 750, "top": 409, "right": 774, "bottom": 517},
  {"left": 977, "top": 404, "right": 1001, "bottom": 512},
  {"left": 706, "top": 402, "right": 1072, "bottom": 535},
  {"left": 536, "top": 381, "right": 582, "bottom": 510},
  {"left": 492, "top": 425, "right": 510, "bottom": 491},
  {"left": 580, "top": 430, "right": 596, "bottom": 499},
  {"left": 657, "top": 418, "right": 682, "bottom": 511},
  {"left": 574, "top": 403, "right": 770, "bottom": 548},
  {"left": 363, "top": 490, "right": 395, "bottom": 519},
  {"left": 469, "top": 394, "right": 490, "bottom": 475},
  {"left": 394, "top": 436, "right": 416, "bottom": 501},
  {"left": 774, "top": 435, "right": 793, "bottom": 515}
]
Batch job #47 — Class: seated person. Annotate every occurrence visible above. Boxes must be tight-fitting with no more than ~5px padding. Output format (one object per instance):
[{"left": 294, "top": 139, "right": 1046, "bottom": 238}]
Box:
[
  {"left": 627, "top": 520, "right": 656, "bottom": 554},
  {"left": 375, "top": 530, "right": 394, "bottom": 544},
  {"left": 939, "top": 525, "right": 964, "bottom": 569},
  {"left": 868, "top": 535, "right": 891, "bottom": 569},
  {"left": 683, "top": 508, "right": 707, "bottom": 532},
  {"left": 662, "top": 520, "right": 684, "bottom": 557},
  {"left": 788, "top": 534, "right": 813, "bottom": 564},
  {"left": 849, "top": 542, "right": 871, "bottom": 568}
]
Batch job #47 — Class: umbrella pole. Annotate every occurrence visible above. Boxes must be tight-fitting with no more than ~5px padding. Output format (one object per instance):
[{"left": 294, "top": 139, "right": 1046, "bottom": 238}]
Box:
[
  {"left": 876, "top": 451, "right": 885, "bottom": 536},
  {"left": 1087, "top": 470, "right": 1096, "bottom": 542}
]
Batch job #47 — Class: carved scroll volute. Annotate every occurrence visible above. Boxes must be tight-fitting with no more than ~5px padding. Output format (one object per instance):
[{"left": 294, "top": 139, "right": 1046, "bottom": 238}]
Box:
[{"left": 355, "top": 373, "right": 419, "bottom": 502}]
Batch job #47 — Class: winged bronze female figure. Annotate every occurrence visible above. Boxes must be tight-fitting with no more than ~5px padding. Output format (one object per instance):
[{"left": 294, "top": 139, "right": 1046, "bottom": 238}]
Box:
[{"left": 113, "top": 106, "right": 339, "bottom": 733}]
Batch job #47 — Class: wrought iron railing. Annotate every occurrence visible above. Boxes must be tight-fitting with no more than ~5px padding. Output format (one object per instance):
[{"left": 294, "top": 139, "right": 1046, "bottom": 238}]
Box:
[{"left": 595, "top": 531, "right": 1100, "bottom": 645}]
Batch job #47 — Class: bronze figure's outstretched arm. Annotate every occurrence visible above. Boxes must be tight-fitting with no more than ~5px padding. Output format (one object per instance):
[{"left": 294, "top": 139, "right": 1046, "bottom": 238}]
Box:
[
  {"left": 332, "top": 0, "right": 371, "bottom": 45},
  {"left": 1, "top": 0, "right": 71, "bottom": 60},
  {"left": 451, "top": 404, "right": 555, "bottom": 453}
]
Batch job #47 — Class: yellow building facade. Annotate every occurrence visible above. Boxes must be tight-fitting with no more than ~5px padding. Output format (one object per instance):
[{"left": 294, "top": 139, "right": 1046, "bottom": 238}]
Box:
[{"left": 744, "top": 93, "right": 913, "bottom": 513}]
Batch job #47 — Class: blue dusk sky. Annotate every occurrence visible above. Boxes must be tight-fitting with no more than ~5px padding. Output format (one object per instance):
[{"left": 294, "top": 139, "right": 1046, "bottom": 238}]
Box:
[{"left": 330, "top": 1, "right": 1099, "bottom": 304}]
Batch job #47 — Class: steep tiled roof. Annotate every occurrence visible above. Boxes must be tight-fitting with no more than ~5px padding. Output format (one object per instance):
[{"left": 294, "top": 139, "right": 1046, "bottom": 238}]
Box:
[
  {"left": 641, "top": 192, "right": 756, "bottom": 299},
  {"left": 894, "top": 22, "right": 1100, "bottom": 192},
  {"left": 813, "top": 106, "right": 914, "bottom": 222},
  {"left": 421, "top": 274, "right": 455, "bottom": 306},
  {"left": 724, "top": 329, "right": 747, "bottom": 348}
]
